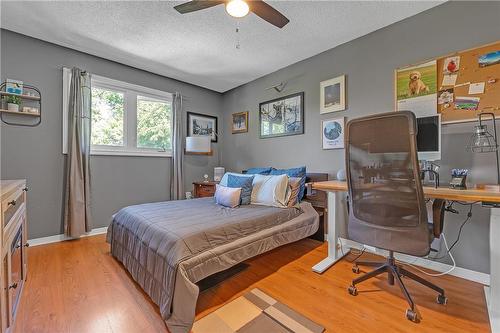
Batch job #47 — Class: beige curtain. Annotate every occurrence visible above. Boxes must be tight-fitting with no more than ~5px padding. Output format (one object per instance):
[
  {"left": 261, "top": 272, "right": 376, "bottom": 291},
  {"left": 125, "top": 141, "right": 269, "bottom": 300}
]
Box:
[
  {"left": 64, "top": 67, "right": 92, "bottom": 237},
  {"left": 170, "top": 92, "right": 185, "bottom": 200}
]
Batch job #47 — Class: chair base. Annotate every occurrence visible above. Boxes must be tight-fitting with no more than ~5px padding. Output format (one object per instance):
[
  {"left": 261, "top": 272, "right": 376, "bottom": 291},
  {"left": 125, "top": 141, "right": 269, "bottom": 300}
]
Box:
[{"left": 348, "top": 251, "right": 447, "bottom": 323}]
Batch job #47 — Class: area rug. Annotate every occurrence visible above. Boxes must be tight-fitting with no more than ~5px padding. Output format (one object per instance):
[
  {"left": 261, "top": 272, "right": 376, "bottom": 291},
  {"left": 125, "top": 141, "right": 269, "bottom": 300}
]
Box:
[{"left": 192, "top": 288, "right": 325, "bottom": 333}]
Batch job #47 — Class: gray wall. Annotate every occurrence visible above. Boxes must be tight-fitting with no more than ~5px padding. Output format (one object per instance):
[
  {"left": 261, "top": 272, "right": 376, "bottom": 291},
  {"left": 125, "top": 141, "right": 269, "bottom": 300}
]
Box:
[
  {"left": 1, "top": 30, "right": 223, "bottom": 239},
  {"left": 221, "top": 1, "right": 500, "bottom": 274},
  {"left": 1, "top": 2, "right": 498, "bottom": 274}
]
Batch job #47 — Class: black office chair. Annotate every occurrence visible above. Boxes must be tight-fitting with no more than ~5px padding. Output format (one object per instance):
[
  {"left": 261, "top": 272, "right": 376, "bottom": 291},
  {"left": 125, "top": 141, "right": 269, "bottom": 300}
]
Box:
[{"left": 345, "top": 111, "right": 447, "bottom": 323}]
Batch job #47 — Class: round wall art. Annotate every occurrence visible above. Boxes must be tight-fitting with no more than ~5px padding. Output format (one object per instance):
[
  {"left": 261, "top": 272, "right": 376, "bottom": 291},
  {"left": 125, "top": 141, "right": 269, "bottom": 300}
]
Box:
[{"left": 322, "top": 117, "right": 345, "bottom": 149}]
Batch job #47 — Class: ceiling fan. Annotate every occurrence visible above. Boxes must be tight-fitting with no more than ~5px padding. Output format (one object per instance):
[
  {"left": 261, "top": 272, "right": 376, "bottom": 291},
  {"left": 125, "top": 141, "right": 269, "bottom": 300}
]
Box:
[{"left": 174, "top": 0, "right": 290, "bottom": 28}]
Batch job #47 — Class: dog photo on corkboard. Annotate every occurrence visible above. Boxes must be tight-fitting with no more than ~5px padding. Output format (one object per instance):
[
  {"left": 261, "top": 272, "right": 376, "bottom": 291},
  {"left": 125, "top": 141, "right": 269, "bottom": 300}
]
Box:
[{"left": 396, "top": 60, "right": 437, "bottom": 101}]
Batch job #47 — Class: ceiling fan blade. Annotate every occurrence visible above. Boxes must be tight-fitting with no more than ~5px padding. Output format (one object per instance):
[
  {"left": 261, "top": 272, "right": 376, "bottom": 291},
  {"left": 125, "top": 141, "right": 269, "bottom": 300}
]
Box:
[
  {"left": 248, "top": 1, "right": 289, "bottom": 28},
  {"left": 174, "top": 0, "right": 225, "bottom": 14}
]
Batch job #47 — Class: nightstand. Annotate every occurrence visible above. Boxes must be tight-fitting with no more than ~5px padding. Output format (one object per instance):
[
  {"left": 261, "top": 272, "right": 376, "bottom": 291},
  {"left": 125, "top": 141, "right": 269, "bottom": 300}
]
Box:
[{"left": 193, "top": 181, "right": 219, "bottom": 198}]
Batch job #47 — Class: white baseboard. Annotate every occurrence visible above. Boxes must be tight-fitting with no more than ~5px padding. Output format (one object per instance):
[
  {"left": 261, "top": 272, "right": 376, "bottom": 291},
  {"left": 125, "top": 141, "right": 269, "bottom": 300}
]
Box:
[
  {"left": 339, "top": 238, "right": 490, "bottom": 286},
  {"left": 28, "top": 227, "right": 108, "bottom": 247}
]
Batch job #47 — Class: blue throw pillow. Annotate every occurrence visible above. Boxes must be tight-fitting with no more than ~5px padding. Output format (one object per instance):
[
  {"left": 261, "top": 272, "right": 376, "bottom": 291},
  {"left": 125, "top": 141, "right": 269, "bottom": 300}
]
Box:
[
  {"left": 270, "top": 166, "right": 307, "bottom": 200},
  {"left": 227, "top": 174, "right": 255, "bottom": 205},
  {"left": 246, "top": 167, "right": 272, "bottom": 175}
]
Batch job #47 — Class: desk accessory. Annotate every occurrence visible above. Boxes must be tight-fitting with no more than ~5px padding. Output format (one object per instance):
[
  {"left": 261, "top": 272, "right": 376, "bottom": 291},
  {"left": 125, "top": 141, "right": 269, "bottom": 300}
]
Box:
[
  {"left": 450, "top": 169, "right": 468, "bottom": 189},
  {"left": 420, "top": 161, "right": 440, "bottom": 188},
  {"left": 467, "top": 112, "right": 499, "bottom": 184}
]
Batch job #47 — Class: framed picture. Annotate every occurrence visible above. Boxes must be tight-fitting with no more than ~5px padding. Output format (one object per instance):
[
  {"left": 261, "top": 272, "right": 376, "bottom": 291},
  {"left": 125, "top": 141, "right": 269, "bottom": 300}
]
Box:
[
  {"left": 322, "top": 117, "right": 345, "bottom": 149},
  {"left": 259, "top": 92, "right": 304, "bottom": 139},
  {"left": 320, "top": 75, "right": 346, "bottom": 114},
  {"left": 232, "top": 111, "right": 248, "bottom": 134},
  {"left": 187, "top": 112, "right": 218, "bottom": 142},
  {"left": 395, "top": 60, "right": 437, "bottom": 115}
]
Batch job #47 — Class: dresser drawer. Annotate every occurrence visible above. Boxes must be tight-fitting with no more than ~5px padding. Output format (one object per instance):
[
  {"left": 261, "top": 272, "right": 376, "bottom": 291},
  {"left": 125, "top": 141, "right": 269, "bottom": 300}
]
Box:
[
  {"left": 2, "top": 189, "right": 25, "bottom": 229},
  {"left": 197, "top": 184, "right": 216, "bottom": 197}
]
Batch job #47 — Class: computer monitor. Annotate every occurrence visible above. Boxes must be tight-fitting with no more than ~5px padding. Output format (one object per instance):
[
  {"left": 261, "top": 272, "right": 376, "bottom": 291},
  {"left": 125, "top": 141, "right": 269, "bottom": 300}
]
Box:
[{"left": 416, "top": 114, "right": 441, "bottom": 161}]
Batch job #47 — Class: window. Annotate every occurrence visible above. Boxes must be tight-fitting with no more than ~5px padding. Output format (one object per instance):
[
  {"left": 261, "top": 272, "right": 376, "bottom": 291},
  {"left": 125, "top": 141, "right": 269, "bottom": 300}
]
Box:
[
  {"left": 91, "top": 87, "right": 124, "bottom": 147},
  {"left": 136, "top": 96, "right": 172, "bottom": 150},
  {"left": 90, "top": 75, "right": 172, "bottom": 156}
]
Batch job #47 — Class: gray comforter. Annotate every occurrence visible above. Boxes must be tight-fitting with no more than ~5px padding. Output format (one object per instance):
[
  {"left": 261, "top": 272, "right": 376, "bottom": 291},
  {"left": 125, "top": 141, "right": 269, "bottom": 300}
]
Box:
[{"left": 107, "top": 197, "right": 319, "bottom": 333}]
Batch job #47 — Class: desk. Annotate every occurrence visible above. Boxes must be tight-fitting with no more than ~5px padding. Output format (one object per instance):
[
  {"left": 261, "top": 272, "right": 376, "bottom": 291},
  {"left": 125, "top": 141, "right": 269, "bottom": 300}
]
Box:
[{"left": 311, "top": 180, "right": 500, "bottom": 332}]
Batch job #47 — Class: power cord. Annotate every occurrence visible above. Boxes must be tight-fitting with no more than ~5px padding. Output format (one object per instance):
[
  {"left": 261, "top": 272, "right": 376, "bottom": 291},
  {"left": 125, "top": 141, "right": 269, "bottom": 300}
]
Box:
[
  {"left": 399, "top": 233, "right": 456, "bottom": 277},
  {"left": 340, "top": 200, "right": 476, "bottom": 276},
  {"left": 348, "top": 248, "right": 366, "bottom": 263},
  {"left": 338, "top": 237, "right": 366, "bottom": 262},
  {"left": 430, "top": 201, "right": 474, "bottom": 260}
]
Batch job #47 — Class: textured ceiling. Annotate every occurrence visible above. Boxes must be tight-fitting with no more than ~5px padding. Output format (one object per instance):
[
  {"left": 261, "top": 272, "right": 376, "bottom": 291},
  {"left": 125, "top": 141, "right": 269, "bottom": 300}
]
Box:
[{"left": 1, "top": 1, "right": 442, "bottom": 92}]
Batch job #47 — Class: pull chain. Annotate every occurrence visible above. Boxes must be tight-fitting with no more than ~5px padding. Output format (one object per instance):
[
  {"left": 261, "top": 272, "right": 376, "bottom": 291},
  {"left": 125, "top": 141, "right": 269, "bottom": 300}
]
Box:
[{"left": 235, "top": 21, "right": 241, "bottom": 49}]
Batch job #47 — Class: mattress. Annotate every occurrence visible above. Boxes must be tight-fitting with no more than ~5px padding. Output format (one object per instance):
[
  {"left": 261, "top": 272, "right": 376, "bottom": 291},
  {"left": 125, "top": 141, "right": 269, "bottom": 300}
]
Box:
[{"left": 107, "top": 197, "right": 319, "bottom": 333}]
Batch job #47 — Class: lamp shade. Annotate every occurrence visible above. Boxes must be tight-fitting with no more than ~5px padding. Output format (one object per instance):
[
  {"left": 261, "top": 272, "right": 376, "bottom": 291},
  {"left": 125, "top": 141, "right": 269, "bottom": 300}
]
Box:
[
  {"left": 467, "top": 124, "right": 499, "bottom": 153},
  {"left": 186, "top": 136, "right": 211, "bottom": 153}
]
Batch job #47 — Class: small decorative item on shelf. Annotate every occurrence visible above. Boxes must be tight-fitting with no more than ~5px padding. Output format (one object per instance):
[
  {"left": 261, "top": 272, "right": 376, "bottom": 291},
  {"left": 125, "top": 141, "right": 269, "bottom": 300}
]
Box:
[
  {"left": 6, "top": 95, "right": 21, "bottom": 112},
  {"left": 21, "top": 107, "right": 38, "bottom": 114},
  {"left": 6, "top": 79, "right": 23, "bottom": 95},
  {"left": 450, "top": 169, "right": 468, "bottom": 189},
  {"left": 203, "top": 174, "right": 209, "bottom": 182}
]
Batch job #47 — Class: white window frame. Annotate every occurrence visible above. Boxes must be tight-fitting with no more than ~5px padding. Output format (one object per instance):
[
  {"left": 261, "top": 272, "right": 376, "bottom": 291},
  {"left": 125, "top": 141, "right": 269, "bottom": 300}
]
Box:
[
  {"left": 91, "top": 75, "right": 173, "bottom": 157},
  {"left": 62, "top": 68, "right": 173, "bottom": 158}
]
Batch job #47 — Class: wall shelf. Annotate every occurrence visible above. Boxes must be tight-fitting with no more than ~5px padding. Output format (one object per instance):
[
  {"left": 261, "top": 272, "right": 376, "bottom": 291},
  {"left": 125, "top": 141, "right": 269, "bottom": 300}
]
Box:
[
  {"left": 0, "top": 109, "right": 40, "bottom": 117},
  {"left": 0, "top": 82, "right": 41, "bottom": 127},
  {"left": 0, "top": 91, "right": 41, "bottom": 101}
]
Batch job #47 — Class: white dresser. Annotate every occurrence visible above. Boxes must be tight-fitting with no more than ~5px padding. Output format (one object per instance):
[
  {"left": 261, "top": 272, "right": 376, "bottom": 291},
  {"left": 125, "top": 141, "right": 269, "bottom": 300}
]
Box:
[{"left": 0, "top": 180, "right": 28, "bottom": 333}]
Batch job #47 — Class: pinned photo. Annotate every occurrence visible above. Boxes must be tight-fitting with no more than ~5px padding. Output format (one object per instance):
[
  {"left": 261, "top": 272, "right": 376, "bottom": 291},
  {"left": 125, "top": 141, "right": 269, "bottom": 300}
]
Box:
[
  {"left": 454, "top": 96, "right": 480, "bottom": 111},
  {"left": 438, "top": 88, "right": 454, "bottom": 105},
  {"left": 443, "top": 56, "right": 460, "bottom": 74},
  {"left": 478, "top": 51, "right": 500, "bottom": 68}
]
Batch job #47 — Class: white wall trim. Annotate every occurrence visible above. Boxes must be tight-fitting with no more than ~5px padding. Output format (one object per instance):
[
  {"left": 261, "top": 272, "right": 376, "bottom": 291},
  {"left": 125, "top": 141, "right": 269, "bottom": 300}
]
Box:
[
  {"left": 339, "top": 238, "right": 490, "bottom": 286},
  {"left": 28, "top": 227, "right": 108, "bottom": 247}
]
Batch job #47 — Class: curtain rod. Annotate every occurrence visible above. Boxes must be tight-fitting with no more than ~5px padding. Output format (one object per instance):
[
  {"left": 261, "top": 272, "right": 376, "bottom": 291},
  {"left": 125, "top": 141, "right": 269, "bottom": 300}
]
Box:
[{"left": 62, "top": 65, "right": 191, "bottom": 99}]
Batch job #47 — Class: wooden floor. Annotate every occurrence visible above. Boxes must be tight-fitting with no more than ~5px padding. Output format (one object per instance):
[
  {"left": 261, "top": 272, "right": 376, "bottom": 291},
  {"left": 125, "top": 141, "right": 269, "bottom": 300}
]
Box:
[{"left": 14, "top": 235, "right": 490, "bottom": 333}]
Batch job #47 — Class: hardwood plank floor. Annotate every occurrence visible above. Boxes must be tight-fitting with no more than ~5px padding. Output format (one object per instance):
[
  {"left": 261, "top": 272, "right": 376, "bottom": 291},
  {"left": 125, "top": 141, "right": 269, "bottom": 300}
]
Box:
[{"left": 14, "top": 235, "right": 490, "bottom": 333}]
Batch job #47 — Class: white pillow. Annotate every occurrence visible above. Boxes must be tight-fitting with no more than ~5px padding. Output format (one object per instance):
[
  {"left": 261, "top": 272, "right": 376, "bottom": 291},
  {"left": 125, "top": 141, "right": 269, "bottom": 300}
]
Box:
[
  {"left": 251, "top": 174, "right": 290, "bottom": 208},
  {"left": 219, "top": 172, "right": 253, "bottom": 186},
  {"left": 215, "top": 184, "right": 242, "bottom": 208}
]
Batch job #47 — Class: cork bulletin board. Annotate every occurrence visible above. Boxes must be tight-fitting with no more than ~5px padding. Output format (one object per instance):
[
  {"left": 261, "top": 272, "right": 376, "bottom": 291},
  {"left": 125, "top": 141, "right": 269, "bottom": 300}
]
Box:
[
  {"left": 395, "top": 41, "right": 500, "bottom": 124},
  {"left": 437, "top": 41, "right": 500, "bottom": 124}
]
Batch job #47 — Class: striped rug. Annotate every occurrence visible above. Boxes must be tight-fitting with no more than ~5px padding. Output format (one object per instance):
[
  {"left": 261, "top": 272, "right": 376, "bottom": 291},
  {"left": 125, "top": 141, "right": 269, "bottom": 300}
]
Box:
[{"left": 193, "top": 288, "right": 325, "bottom": 333}]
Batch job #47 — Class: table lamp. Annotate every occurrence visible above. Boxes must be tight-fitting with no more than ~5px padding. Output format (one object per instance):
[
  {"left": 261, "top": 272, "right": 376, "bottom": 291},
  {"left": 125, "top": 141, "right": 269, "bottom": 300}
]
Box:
[
  {"left": 466, "top": 112, "right": 500, "bottom": 184},
  {"left": 185, "top": 136, "right": 211, "bottom": 155}
]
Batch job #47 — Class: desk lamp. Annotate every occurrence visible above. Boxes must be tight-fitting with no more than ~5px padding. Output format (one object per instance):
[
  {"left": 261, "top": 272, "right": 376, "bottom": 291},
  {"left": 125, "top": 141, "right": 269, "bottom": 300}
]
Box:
[{"left": 467, "top": 112, "right": 500, "bottom": 185}]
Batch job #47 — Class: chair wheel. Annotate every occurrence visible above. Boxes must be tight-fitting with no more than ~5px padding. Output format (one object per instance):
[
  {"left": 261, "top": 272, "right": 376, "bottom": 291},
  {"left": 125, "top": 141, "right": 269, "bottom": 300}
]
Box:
[
  {"left": 405, "top": 309, "right": 419, "bottom": 323},
  {"left": 436, "top": 294, "right": 448, "bottom": 305},
  {"left": 348, "top": 285, "right": 358, "bottom": 296},
  {"left": 352, "top": 266, "right": 360, "bottom": 274}
]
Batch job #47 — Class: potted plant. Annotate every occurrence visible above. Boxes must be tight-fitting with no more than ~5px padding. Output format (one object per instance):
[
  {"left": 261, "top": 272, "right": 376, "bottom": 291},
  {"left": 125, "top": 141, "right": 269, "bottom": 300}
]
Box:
[{"left": 6, "top": 95, "right": 21, "bottom": 112}]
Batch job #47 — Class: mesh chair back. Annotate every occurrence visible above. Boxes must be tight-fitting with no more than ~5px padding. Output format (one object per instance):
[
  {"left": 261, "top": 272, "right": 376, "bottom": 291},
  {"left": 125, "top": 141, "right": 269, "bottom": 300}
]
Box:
[{"left": 346, "top": 111, "right": 430, "bottom": 256}]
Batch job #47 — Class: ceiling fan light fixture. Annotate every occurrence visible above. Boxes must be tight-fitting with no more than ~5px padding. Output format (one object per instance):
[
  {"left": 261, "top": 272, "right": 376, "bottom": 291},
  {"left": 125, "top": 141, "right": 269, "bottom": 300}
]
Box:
[{"left": 225, "top": 0, "right": 249, "bottom": 18}]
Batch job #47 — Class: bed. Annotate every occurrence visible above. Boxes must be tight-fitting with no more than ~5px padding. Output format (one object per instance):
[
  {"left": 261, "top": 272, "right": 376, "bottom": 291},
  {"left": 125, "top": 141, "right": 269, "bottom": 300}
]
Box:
[{"left": 106, "top": 180, "right": 320, "bottom": 333}]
